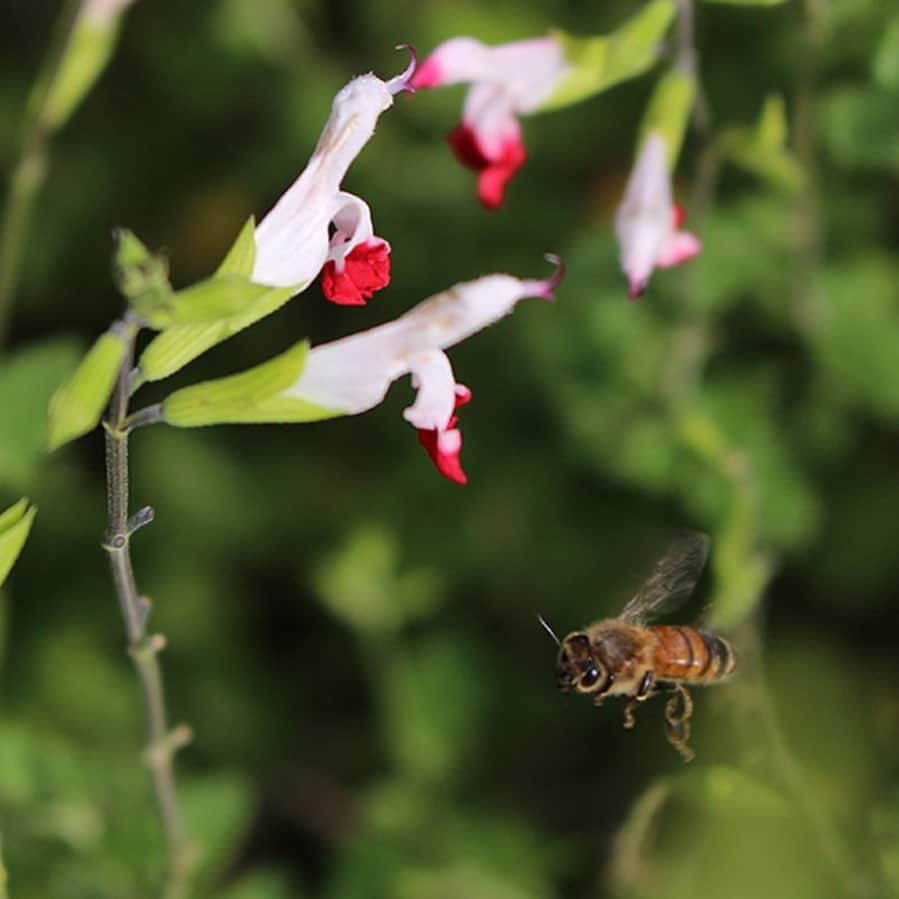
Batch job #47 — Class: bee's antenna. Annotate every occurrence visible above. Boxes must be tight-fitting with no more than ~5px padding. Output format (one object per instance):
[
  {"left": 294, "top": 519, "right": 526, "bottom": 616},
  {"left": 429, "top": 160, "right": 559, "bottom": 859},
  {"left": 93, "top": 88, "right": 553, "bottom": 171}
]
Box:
[{"left": 537, "top": 614, "right": 561, "bottom": 646}]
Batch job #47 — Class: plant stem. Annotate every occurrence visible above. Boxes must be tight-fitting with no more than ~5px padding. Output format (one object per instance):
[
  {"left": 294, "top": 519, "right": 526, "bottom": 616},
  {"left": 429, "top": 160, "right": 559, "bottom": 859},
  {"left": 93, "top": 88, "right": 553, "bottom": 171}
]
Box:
[
  {"left": 0, "top": 134, "right": 47, "bottom": 348},
  {"left": 102, "top": 317, "right": 195, "bottom": 898}
]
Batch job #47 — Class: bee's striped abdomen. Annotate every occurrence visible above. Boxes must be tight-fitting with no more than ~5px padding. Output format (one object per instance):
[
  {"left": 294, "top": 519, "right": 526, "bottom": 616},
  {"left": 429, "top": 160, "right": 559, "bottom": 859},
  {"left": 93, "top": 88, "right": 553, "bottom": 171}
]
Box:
[{"left": 650, "top": 626, "right": 736, "bottom": 684}]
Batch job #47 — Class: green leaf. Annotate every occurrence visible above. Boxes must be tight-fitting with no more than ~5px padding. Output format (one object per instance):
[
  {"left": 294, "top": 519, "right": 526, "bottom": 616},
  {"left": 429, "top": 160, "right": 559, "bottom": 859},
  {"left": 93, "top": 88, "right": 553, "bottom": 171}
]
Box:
[
  {"left": 139, "top": 284, "right": 299, "bottom": 382},
  {"left": 0, "top": 499, "right": 36, "bottom": 589},
  {"left": 112, "top": 228, "right": 174, "bottom": 326},
  {"left": 720, "top": 95, "right": 805, "bottom": 192},
  {"left": 182, "top": 774, "right": 253, "bottom": 889},
  {"left": 638, "top": 68, "right": 697, "bottom": 167},
  {"left": 0, "top": 338, "right": 82, "bottom": 489},
  {"left": 382, "top": 638, "right": 486, "bottom": 782},
  {"left": 544, "top": 1, "right": 677, "bottom": 111},
  {"left": 162, "top": 341, "right": 336, "bottom": 426},
  {"left": 314, "top": 526, "right": 444, "bottom": 637},
  {"left": 810, "top": 255, "right": 899, "bottom": 417},
  {"left": 216, "top": 215, "right": 257, "bottom": 278},
  {"left": 47, "top": 329, "right": 126, "bottom": 450},
  {"left": 823, "top": 88, "right": 899, "bottom": 170}
]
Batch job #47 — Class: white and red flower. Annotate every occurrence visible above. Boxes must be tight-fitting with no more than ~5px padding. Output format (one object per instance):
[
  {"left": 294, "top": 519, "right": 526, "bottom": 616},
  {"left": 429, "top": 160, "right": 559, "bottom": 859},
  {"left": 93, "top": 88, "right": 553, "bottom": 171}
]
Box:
[
  {"left": 279, "top": 257, "right": 563, "bottom": 482},
  {"left": 614, "top": 130, "right": 701, "bottom": 299},
  {"left": 252, "top": 49, "right": 416, "bottom": 305},
  {"left": 411, "top": 37, "right": 570, "bottom": 210}
]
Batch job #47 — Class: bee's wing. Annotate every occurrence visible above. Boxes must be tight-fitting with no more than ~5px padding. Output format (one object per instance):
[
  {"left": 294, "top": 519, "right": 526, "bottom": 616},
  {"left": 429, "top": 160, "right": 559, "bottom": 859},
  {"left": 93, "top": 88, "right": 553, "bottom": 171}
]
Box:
[{"left": 619, "top": 533, "right": 711, "bottom": 623}]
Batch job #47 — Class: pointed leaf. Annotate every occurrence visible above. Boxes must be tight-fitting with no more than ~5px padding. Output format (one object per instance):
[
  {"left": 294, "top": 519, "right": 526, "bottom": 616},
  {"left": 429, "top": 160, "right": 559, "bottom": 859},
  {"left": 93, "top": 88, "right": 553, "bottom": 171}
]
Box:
[
  {"left": 162, "top": 341, "right": 338, "bottom": 426},
  {"left": 721, "top": 95, "right": 805, "bottom": 192},
  {"left": 139, "top": 284, "right": 299, "bottom": 382},
  {"left": 545, "top": 1, "right": 676, "bottom": 111},
  {"left": 0, "top": 499, "right": 37, "bottom": 589},
  {"left": 0, "top": 338, "right": 82, "bottom": 489},
  {"left": 757, "top": 94, "right": 788, "bottom": 148},
  {"left": 638, "top": 68, "right": 697, "bottom": 168},
  {"left": 216, "top": 216, "right": 257, "bottom": 278},
  {"left": 47, "top": 330, "right": 126, "bottom": 450}
]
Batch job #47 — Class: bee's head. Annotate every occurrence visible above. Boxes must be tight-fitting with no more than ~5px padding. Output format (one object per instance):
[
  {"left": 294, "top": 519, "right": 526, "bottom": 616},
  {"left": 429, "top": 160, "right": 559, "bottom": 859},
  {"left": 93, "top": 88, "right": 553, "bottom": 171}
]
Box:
[{"left": 556, "top": 632, "right": 604, "bottom": 694}]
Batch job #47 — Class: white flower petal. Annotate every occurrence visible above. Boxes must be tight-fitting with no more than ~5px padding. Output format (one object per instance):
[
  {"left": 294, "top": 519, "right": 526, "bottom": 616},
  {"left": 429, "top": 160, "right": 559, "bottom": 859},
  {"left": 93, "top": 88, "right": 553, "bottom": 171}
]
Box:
[
  {"left": 436, "top": 428, "right": 462, "bottom": 454},
  {"left": 326, "top": 192, "right": 377, "bottom": 270},
  {"left": 419, "top": 36, "right": 569, "bottom": 114},
  {"left": 402, "top": 351, "right": 457, "bottom": 431},
  {"left": 279, "top": 271, "right": 550, "bottom": 415},
  {"left": 462, "top": 83, "right": 522, "bottom": 157},
  {"left": 615, "top": 131, "right": 676, "bottom": 293},
  {"left": 251, "top": 73, "right": 393, "bottom": 288}
]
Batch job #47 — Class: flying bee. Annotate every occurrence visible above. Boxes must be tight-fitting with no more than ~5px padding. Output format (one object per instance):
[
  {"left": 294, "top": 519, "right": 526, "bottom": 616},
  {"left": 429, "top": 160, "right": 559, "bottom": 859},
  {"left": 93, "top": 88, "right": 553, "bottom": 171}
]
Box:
[{"left": 540, "top": 533, "right": 735, "bottom": 762}]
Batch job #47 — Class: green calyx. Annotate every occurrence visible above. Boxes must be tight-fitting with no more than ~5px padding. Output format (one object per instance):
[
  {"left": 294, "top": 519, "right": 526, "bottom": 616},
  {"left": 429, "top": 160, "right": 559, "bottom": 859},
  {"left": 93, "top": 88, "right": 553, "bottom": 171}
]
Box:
[
  {"left": 136, "top": 216, "right": 306, "bottom": 381},
  {"left": 544, "top": 1, "right": 677, "bottom": 111},
  {"left": 162, "top": 341, "right": 338, "bottom": 427}
]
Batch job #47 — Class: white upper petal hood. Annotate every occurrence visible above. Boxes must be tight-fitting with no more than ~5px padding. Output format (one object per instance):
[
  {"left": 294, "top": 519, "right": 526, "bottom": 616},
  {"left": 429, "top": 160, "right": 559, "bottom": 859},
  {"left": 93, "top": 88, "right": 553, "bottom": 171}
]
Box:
[{"left": 251, "top": 74, "right": 394, "bottom": 288}]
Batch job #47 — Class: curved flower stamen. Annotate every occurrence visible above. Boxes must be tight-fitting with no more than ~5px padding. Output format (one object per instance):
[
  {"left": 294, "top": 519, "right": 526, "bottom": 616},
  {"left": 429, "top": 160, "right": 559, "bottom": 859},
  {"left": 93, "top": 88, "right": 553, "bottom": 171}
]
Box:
[{"left": 387, "top": 44, "right": 418, "bottom": 95}]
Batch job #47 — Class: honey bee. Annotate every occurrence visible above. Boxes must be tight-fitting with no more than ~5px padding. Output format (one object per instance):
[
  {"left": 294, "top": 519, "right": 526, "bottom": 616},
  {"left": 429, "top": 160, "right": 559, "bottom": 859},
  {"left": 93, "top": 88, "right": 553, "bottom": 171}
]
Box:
[{"left": 540, "top": 533, "right": 735, "bottom": 762}]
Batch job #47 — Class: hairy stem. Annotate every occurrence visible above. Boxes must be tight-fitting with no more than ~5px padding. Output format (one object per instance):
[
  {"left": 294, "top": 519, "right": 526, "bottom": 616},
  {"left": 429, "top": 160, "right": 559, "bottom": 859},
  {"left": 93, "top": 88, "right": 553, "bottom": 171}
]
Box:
[{"left": 102, "top": 318, "right": 195, "bottom": 898}]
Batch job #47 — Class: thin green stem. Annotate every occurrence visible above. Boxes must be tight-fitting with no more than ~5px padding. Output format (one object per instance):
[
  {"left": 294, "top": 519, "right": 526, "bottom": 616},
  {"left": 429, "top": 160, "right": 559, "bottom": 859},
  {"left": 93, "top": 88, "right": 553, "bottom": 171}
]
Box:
[
  {"left": 124, "top": 403, "right": 165, "bottom": 433},
  {"left": 0, "top": 0, "right": 79, "bottom": 348},
  {"left": 102, "top": 319, "right": 195, "bottom": 899},
  {"left": 0, "top": 135, "right": 47, "bottom": 347}
]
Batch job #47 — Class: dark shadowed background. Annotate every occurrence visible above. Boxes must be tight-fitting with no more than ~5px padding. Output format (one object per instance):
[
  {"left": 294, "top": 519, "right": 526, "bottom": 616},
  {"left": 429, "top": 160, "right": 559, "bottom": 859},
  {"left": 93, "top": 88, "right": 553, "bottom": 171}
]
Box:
[{"left": 1, "top": 1, "right": 898, "bottom": 897}]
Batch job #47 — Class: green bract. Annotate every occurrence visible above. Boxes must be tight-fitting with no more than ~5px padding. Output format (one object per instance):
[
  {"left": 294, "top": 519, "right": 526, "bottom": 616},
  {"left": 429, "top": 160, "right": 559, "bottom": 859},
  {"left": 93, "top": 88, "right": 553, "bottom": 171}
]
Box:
[
  {"left": 139, "top": 284, "right": 299, "bottom": 381},
  {"left": 112, "top": 229, "right": 174, "bottom": 324},
  {"left": 544, "top": 1, "right": 676, "bottom": 111},
  {"left": 0, "top": 498, "right": 37, "bottom": 590},
  {"left": 137, "top": 217, "right": 302, "bottom": 381},
  {"left": 638, "top": 68, "right": 697, "bottom": 167},
  {"left": 720, "top": 95, "right": 805, "bottom": 192},
  {"left": 162, "top": 341, "right": 336, "bottom": 426},
  {"left": 215, "top": 215, "right": 256, "bottom": 279},
  {"left": 47, "top": 330, "right": 127, "bottom": 451}
]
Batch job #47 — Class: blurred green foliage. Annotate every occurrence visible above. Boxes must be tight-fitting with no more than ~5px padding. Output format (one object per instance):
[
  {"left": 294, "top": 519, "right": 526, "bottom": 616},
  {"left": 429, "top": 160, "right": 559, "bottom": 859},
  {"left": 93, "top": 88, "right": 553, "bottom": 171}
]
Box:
[{"left": 0, "top": 1, "right": 897, "bottom": 898}]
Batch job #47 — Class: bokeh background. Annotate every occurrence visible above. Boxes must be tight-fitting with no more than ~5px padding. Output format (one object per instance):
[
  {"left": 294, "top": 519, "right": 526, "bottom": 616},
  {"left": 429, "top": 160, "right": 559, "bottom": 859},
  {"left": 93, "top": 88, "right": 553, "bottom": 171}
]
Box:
[{"left": 1, "top": 0, "right": 898, "bottom": 897}]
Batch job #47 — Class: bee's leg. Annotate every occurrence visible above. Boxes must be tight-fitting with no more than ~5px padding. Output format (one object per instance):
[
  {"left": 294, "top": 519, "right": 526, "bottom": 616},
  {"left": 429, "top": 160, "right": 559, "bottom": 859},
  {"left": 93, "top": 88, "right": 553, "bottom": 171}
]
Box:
[
  {"left": 664, "top": 684, "right": 695, "bottom": 763},
  {"left": 623, "top": 670, "right": 655, "bottom": 729},
  {"left": 592, "top": 672, "right": 616, "bottom": 707}
]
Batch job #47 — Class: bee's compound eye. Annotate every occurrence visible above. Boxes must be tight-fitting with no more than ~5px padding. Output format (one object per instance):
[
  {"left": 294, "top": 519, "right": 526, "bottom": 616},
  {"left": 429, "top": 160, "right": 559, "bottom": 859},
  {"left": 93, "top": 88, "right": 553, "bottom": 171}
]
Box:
[{"left": 581, "top": 666, "right": 601, "bottom": 689}]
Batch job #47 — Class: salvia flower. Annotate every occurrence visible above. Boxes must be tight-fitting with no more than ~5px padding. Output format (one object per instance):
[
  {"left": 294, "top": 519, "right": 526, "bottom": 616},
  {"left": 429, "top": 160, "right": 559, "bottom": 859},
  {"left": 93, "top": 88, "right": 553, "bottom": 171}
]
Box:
[
  {"left": 280, "top": 257, "right": 564, "bottom": 482},
  {"left": 614, "top": 130, "right": 701, "bottom": 300},
  {"left": 411, "top": 37, "right": 570, "bottom": 210},
  {"left": 252, "top": 48, "right": 416, "bottom": 305}
]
